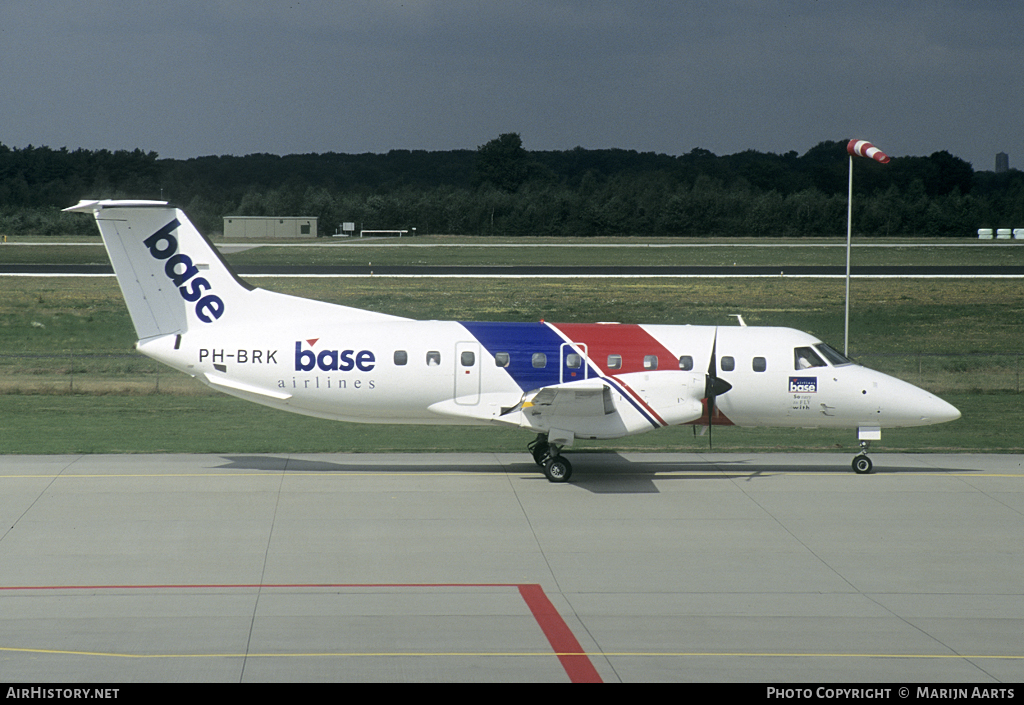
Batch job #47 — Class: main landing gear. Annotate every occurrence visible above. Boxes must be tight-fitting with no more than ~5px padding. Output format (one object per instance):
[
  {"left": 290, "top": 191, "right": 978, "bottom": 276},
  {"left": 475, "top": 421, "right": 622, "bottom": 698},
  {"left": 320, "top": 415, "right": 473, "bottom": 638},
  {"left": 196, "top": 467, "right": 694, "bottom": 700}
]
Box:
[{"left": 528, "top": 434, "right": 573, "bottom": 483}]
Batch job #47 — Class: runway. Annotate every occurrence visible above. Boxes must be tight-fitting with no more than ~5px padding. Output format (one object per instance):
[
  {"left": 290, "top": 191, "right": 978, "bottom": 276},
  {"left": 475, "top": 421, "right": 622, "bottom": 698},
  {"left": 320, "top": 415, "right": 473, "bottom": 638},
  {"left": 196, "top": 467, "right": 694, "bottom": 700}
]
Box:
[
  {"left": 4, "top": 263, "right": 1024, "bottom": 277},
  {"left": 2, "top": 452, "right": 1023, "bottom": 683}
]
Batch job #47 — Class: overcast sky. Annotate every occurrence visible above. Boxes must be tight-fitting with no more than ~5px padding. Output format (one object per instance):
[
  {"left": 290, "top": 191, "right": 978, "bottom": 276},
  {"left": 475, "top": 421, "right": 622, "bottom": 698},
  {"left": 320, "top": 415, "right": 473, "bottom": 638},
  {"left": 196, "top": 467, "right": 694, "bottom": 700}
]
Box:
[{"left": 2, "top": 1, "right": 1021, "bottom": 169}]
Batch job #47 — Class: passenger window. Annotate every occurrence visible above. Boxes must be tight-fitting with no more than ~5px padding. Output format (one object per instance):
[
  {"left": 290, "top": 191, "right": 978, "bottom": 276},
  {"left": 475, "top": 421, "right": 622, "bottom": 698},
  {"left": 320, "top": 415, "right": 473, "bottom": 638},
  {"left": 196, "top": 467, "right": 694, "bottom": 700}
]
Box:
[
  {"left": 394, "top": 350, "right": 408, "bottom": 366},
  {"left": 794, "top": 346, "right": 826, "bottom": 370},
  {"left": 494, "top": 352, "right": 510, "bottom": 367},
  {"left": 721, "top": 356, "right": 735, "bottom": 372},
  {"left": 753, "top": 357, "right": 767, "bottom": 372},
  {"left": 644, "top": 355, "right": 658, "bottom": 370},
  {"left": 426, "top": 351, "right": 441, "bottom": 366},
  {"left": 679, "top": 355, "right": 694, "bottom": 371},
  {"left": 607, "top": 354, "right": 622, "bottom": 370},
  {"left": 461, "top": 351, "right": 475, "bottom": 366},
  {"left": 566, "top": 353, "right": 581, "bottom": 368},
  {"left": 532, "top": 353, "right": 547, "bottom": 368}
]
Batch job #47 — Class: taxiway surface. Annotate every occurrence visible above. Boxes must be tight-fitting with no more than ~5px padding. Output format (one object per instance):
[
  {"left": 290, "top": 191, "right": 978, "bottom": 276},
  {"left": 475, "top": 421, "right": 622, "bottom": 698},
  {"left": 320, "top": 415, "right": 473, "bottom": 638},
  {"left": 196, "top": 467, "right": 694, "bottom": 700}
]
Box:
[{"left": 1, "top": 452, "right": 1022, "bottom": 683}]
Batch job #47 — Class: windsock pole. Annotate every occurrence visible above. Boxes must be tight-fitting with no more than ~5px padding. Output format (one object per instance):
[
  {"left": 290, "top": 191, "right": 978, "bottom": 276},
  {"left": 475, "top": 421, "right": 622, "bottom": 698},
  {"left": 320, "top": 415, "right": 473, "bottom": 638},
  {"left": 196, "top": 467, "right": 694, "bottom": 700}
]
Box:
[
  {"left": 845, "top": 154, "right": 853, "bottom": 356},
  {"left": 844, "top": 139, "right": 890, "bottom": 356}
]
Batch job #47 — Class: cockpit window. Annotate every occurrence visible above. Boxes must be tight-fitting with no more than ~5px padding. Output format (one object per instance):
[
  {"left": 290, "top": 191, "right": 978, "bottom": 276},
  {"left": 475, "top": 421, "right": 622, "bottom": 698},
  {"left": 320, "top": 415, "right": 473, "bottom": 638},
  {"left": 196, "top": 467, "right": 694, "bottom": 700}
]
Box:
[
  {"left": 794, "top": 346, "right": 827, "bottom": 370},
  {"left": 815, "top": 343, "right": 853, "bottom": 366}
]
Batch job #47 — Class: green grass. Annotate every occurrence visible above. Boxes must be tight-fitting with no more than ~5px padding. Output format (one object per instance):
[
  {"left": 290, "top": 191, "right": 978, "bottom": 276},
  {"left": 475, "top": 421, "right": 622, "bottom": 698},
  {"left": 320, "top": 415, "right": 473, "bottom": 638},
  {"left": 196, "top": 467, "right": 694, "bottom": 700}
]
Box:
[
  {"left": 0, "top": 392, "right": 1013, "bottom": 455},
  {"left": 0, "top": 243, "right": 110, "bottom": 265},
  {"left": 4, "top": 276, "right": 1022, "bottom": 355}
]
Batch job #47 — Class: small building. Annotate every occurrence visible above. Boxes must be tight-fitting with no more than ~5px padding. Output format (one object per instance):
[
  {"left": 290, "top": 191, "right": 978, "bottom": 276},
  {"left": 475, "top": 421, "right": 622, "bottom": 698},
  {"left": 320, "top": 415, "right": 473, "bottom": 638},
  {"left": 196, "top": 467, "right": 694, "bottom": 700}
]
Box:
[
  {"left": 996, "top": 152, "right": 1009, "bottom": 173},
  {"left": 223, "top": 216, "right": 318, "bottom": 239}
]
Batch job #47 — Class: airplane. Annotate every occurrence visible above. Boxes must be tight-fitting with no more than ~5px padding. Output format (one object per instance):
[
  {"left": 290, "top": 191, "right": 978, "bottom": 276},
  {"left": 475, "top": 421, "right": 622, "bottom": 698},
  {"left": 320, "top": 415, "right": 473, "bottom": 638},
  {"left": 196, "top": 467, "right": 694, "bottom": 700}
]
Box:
[{"left": 64, "top": 199, "right": 960, "bottom": 482}]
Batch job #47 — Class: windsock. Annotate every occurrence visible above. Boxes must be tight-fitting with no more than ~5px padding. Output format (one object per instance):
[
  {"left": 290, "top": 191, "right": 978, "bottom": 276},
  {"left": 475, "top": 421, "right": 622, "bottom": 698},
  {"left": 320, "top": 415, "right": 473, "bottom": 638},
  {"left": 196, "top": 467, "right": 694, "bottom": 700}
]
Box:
[{"left": 847, "top": 139, "right": 890, "bottom": 164}]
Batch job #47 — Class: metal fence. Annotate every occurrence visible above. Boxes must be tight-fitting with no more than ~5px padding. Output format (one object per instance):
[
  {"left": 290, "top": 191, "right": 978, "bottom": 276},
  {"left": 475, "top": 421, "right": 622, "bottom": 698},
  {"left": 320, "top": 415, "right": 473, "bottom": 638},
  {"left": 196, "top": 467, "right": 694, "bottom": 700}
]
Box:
[
  {"left": 0, "top": 352, "right": 209, "bottom": 395},
  {"left": 856, "top": 352, "right": 1022, "bottom": 395},
  {"left": 1, "top": 351, "right": 1020, "bottom": 396}
]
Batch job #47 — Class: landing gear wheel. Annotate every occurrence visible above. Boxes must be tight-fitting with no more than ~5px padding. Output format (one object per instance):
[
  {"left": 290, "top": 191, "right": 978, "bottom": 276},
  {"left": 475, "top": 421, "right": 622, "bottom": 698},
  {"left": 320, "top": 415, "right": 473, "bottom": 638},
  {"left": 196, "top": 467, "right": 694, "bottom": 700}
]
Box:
[
  {"left": 852, "top": 455, "right": 873, "bottom": 474},
  {"left": 543, "top": 456, "right": 573, "bottom": 483}
]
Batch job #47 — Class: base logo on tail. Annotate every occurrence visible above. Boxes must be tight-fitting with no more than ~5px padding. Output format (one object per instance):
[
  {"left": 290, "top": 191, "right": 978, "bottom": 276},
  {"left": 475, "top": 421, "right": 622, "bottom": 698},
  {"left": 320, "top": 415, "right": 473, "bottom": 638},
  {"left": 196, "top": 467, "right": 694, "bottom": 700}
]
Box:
[{"left": 143, "top": 219, "right": 225, "bottom": 323}]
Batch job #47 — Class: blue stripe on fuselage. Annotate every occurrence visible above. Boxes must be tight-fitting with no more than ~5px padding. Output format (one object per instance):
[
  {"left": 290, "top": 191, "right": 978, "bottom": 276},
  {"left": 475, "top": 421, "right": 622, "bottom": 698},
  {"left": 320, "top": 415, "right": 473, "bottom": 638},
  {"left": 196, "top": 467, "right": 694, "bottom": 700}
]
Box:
[
  {"left": 462, "top": 320, "right": 661, "bottom": 429},
  {"left": 460, "top": 321, "right": 565, "bottom": 391}
]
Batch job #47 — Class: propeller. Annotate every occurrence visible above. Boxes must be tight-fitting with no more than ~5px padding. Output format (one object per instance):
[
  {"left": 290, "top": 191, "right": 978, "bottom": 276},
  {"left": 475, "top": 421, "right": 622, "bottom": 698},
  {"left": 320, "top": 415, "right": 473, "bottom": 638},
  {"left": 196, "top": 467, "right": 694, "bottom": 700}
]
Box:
[{"left": 703, "top": 328, "right": 732, "bottom": 448}]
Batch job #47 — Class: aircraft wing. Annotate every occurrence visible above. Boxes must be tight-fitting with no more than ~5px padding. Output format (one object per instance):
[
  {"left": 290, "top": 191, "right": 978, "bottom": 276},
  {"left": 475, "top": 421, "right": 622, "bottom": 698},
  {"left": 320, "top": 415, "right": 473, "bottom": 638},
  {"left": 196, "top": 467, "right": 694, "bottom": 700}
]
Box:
[
  {"left": 426, "top": 382, "right": 614, "bottom": 425},
  {"left": 510, "top": 379, "right": 615, "bottom": 418}
]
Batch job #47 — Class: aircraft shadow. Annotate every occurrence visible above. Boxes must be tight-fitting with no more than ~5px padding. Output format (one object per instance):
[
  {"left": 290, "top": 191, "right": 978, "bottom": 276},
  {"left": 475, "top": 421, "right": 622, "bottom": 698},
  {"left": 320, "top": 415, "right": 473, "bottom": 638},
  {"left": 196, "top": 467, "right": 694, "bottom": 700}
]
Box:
[
  {"left": 214, "top": 455, "right": 510, "bottom": 475},
  {"left": 214, "top": 453, "right": 982, "bottom": 496}
]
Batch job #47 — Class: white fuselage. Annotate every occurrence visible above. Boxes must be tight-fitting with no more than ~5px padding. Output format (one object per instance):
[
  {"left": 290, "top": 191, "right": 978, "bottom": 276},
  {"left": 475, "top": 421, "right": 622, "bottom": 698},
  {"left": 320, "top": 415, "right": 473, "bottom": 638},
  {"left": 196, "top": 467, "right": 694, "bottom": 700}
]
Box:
[{"left": 139, "top": 312, "right": 960, "bottom": 441}]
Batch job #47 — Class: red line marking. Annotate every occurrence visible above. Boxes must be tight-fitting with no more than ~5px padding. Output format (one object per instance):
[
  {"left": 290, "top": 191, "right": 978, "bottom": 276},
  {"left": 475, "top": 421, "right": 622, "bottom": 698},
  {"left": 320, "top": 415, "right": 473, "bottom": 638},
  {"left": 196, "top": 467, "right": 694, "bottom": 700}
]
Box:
[
  {"left": 0, "top": 583, "right": 513, "bottom": 590},
  {"left": 1, "top": 582, "right": 603, "bottom": 683},
  {"left": 518, "top": 584, "right": 603, "bottom": 683}
]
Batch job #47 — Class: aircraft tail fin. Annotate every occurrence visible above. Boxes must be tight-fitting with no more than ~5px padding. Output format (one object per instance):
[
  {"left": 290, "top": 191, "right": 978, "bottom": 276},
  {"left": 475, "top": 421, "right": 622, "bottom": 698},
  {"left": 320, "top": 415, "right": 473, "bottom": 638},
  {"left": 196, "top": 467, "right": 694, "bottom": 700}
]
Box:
[{"left": 64, "top": 200, "right": 254, "bottom": 341}]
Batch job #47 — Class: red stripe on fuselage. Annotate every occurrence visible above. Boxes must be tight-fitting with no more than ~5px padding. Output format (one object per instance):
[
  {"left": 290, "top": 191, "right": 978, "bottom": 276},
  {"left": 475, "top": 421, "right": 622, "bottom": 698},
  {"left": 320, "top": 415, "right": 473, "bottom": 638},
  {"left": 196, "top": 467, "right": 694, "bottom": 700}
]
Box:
[
  {"left": 700, "top": 398, "right": 736, "bottom": 426},
  {"left": 551, "top": 323, "right": 680, "bottom": 428},
  {"left": 553, "top": 322, "right": 736, "bottom": 428},
  {"left": 552, "top": 323, "right": 677, "bottom": 376}
]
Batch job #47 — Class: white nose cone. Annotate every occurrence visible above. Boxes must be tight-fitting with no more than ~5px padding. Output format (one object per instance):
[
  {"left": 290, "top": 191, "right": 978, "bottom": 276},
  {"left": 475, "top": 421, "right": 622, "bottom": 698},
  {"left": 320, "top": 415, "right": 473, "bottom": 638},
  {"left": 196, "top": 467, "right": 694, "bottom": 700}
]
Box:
[
  {"left": 923, "top": 394, "right": 961, "bottom": 424},
  {"left": 893, "top": 383, "right": 961, "bottom": 426}
]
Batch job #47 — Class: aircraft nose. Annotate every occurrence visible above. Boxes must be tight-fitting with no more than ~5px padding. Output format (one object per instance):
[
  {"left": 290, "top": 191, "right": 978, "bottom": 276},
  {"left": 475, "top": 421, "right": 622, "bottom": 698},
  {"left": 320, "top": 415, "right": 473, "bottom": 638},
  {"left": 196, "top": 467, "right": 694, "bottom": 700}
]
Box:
[
  {"left": 877, "top": 372, "right": 961, "bottom": 426},
  {"left": 929, "top": 396, "right": 961, "bottom": 424},
  {"left": 906, "top": 389, "right": 960, "bottom": 425}
]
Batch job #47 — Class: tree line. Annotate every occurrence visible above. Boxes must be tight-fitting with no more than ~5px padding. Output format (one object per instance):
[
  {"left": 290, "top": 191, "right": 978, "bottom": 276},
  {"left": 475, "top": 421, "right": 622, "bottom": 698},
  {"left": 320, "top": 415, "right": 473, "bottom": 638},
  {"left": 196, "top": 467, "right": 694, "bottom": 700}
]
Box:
[{"left": 1, "top": 136, "right": 1021, "bottom": 237}]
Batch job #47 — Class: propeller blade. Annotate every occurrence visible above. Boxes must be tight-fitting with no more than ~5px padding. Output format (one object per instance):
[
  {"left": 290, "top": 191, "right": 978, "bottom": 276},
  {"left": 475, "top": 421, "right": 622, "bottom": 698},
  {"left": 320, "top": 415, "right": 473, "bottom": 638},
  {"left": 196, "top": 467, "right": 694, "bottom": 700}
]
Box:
[
  {"left": 707, "top": 390, "right": 714, "bottom": 449},
  {"left": 706, "top": 329, "right": 718, "bottom": 448},
  {"left": 703, "top": 327, "right": 733, "bottom": 449}
]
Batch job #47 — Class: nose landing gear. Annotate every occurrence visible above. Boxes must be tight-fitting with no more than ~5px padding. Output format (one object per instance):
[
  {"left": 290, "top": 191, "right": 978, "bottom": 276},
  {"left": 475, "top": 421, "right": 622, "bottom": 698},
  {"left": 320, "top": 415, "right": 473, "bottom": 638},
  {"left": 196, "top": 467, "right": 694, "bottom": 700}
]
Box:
[
  {"left": 852, "top": 453, "right": 873, "bottom": 474},
  {"left": 852, "top": 438, "right": 873, "bottom": 474},
  {"left": 852, "top": 427, "right": 880, "bottom": 474}
]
